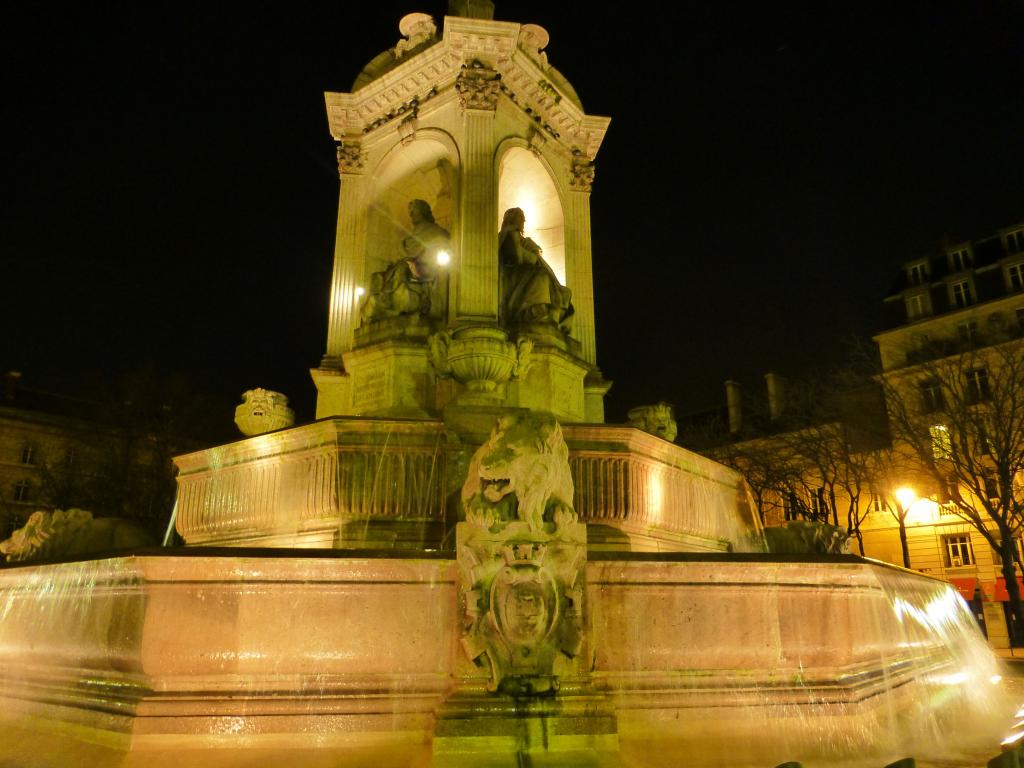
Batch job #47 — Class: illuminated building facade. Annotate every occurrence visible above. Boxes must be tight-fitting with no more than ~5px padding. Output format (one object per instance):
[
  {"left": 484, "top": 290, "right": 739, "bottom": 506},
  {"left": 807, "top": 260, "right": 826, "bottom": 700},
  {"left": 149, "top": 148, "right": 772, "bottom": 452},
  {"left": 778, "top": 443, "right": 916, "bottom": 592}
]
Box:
[
  {"left": 872, "top": 218, "right": 1024, "bottom": 649},
  {"left": 0, "top": 372, "right": 177, "bottom": 539},
  {"left": 0, "top": 372, "right": 111, "bottom": 537},
  {"left": 684, "top": 220, "right": 1024, "bottom": 649}
]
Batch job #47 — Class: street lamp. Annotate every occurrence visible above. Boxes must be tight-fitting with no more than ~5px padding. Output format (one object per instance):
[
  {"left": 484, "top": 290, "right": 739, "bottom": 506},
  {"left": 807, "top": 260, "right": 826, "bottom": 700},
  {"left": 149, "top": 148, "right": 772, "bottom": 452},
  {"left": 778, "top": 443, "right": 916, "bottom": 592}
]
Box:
[{"left": 895, "top": 486, "right": 917, "bottom": 510}]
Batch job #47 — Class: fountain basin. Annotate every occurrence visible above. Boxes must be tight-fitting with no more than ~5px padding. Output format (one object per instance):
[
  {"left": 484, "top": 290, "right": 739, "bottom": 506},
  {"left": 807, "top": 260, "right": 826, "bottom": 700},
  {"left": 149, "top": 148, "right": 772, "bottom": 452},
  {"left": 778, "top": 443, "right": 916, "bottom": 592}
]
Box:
[{"left": 0, "top": 550, "right": 1010, "bottom": 766}]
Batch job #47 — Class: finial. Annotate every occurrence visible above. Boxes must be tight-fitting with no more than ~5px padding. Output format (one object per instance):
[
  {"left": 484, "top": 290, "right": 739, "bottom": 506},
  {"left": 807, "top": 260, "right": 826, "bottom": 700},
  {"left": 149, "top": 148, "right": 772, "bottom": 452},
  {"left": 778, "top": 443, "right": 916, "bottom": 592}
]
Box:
[{"left": 448, "top": 0, "right": 495, "bottom": 20}]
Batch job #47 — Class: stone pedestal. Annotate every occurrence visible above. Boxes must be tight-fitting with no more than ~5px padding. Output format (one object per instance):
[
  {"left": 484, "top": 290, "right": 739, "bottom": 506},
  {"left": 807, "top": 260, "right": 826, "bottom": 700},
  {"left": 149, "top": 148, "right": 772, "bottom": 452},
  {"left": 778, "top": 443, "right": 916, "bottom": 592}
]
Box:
[
  {"left": 342, "top": 343, "right": 434, "bottom": 417},
  {"left": 584, "top": 372, "right": 613, "bottom": 424},
  {"left": 510, "top": 341, "right": 590, "bottom": 423},
  {"left": 342, "top": 322, "right": 437, "bottom": 417},
  {"left": 310, "top": 365, "right": 352, "bottom": 419}
]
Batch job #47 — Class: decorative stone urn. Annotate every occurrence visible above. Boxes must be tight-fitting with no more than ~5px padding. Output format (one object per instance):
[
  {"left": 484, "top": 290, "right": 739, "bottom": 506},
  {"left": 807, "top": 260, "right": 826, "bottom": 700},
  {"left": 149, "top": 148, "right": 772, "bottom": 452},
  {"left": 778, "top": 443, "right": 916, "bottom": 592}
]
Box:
[
  {"left": 234, "top": 388, "right": 295, "bottom": 436},
  {"left": 429, "top": 326, "right": 532, "bottom": 404},
  {"left": 627, "top": 402, "right": 678, "bottom": 442}
]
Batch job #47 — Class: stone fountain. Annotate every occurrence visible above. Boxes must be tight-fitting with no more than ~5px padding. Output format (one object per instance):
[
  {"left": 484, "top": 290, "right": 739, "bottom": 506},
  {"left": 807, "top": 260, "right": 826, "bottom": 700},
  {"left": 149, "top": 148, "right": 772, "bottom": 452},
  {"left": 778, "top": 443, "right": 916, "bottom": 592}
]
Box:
[{"left": 0, "top": 4, "right": 1015, "bottom": 767}]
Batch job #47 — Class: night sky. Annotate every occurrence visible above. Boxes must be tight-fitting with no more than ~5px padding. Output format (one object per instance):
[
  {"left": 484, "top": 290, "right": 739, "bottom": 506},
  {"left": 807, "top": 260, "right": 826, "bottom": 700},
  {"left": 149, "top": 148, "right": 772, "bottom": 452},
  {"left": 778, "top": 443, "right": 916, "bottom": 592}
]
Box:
[{"left": 3, "top": 2, "right": 1022, "bottom": 426}]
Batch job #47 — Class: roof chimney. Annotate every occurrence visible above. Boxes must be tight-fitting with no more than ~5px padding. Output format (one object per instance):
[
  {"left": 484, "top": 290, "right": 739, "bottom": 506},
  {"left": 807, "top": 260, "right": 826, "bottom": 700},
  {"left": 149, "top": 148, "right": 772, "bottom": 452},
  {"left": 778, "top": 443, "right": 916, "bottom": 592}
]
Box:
[
  {"left": 725, "top": 380, "right": 742, "bottom": 434},
  {"left": 3, "top": 371, "right": 21, "bottom": 401},
  {"left": 765, "top": 372, "right": 785, "bottom": 421}
]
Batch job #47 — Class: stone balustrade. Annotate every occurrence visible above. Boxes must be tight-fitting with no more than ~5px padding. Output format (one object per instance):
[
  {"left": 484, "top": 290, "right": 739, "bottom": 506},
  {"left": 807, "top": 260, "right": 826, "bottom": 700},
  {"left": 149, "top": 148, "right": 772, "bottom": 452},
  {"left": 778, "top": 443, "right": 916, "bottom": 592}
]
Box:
[
  {"left": 564, "top": 425, "right": 760, "bottom": 552},
  {"left": 174, "top": 418, "right": 756, "bottom": 552},
  {"left": 174, "top": 418, "right": 449, "bottom": 547}
]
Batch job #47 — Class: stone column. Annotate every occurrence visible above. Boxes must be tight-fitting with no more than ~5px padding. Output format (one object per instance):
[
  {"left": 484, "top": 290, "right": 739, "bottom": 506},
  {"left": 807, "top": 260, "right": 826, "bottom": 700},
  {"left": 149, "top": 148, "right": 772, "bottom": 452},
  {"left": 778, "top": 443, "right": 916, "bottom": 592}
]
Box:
[
  {"left": 564, "top": 153, "right": 597, "bottom": 365},
  {"left": 454, "top": 63, "right": 501, "bottom": 322},
  {"left": 323, "top": 142, "right": 368, "bottom": 366}
]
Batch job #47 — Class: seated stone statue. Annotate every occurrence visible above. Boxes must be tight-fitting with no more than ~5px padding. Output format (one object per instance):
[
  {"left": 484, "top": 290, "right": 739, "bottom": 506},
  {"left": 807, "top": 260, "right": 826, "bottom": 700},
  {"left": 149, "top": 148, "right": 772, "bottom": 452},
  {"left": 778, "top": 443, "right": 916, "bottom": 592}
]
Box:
[
  {"left": 360, "top": 199, "right": 450, "bottom": 324},
  {"left": 499, "top": 207, "right": 573, "bottom": 332}
]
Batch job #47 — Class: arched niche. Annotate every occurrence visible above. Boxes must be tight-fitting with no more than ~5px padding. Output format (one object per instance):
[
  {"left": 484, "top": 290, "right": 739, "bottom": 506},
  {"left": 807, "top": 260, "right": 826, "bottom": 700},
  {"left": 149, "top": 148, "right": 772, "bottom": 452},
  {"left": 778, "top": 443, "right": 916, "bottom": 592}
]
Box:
[
  {"left": 497, "top": 146, "right": 566, "bottom": 285},
  {"left": 365, "top": 136, "right": 458, "bottom": 281}
]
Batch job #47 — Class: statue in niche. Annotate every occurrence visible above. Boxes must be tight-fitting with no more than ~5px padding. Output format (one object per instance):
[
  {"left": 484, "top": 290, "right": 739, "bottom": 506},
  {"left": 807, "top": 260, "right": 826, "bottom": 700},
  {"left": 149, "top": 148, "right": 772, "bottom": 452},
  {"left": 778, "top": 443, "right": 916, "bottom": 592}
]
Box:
[
  {"left": 360, "top": 199, "right": 450, "bottom": 324},
  {"left": 499, "top": 207, "right": 574, "bottom": 332}
]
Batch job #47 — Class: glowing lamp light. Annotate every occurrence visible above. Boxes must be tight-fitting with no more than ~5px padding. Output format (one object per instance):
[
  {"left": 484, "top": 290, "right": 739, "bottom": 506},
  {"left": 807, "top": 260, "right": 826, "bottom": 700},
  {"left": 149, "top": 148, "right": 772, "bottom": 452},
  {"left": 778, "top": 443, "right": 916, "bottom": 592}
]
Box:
[
  {"left": 354, "top": 286, "right": 365, "bottom": 300},
  {"left": 436, "top": 250, "right": 450, "bottom": 267},
  {"left": 895, "top": 487, "right": 917, "bottom": 509}
]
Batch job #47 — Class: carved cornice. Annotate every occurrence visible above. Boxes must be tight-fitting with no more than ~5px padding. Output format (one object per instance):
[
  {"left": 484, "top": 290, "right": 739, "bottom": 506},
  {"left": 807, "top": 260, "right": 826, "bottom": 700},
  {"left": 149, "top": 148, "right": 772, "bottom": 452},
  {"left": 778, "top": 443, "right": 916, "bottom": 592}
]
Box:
[
  {"left": 336, "top": 142, "right": 365, "bottom": 175},
  {"left": 323, "top": 17, "right": 610, "bottom": 158},
  {"left": 456, "top": 60, "right": 501, "bottom": 111},
  {"left": 324, "top": 46, "right": 459, "bottom": 140},
  {"left": 361, "top": 87, "right": 437, "bottom": 135}
]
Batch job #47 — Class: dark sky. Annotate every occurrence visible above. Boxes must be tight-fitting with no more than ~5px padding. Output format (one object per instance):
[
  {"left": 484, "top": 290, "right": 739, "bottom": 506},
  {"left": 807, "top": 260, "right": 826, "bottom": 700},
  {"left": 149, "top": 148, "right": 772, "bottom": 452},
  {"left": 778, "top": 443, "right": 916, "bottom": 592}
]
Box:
[{"left": 2, "top": 2, "right": 1022, "bottom": 425}]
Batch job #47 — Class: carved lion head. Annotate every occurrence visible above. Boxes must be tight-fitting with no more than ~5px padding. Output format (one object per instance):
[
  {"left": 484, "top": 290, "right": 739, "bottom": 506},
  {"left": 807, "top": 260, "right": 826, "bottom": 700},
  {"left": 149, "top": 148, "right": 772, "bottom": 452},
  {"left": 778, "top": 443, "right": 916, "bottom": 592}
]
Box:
[{"left": 461, "top": 412, "right": 575, "bottom": 532}]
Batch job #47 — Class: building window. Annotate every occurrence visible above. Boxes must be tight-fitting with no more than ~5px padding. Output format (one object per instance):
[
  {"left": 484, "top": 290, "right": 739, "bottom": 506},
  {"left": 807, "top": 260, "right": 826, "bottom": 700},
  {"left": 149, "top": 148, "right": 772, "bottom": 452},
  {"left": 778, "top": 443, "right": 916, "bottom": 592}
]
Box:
[
  {"left": 20, "top": 444, "right": 36, "bottom": 466},
  {"left": 808, "top": 487, "right": 828, "bottom": 519},
  {"left": 908, "top": 262, "right": 929, "bottom": 286},
  {"left": 966, "top": 367, "right": 991, "bottom": 403},
  {"left": 943, "top": 534, "right": 975, "bottom": 568},
  {"left": 12, "top": 480, "right": 30, "bottom": 503},
  {"left": 983, "top": 474, "right": 999, "bottom": 500},
  {"left": 951, "top": 280, "right": 973, "bottom": 308},
  {"left": 978, "top": 424, "right": 994, "bottom": 456},
  {"left": 931, "top": 424, "right": 952, "bottom": 459},
  {"left": 906, "top": 293, "right": 928, "bottom": 320},
  {"left": 991, "top": 538, "right": 1024, "bottom": 567},
  {"left": 949, "top": 248, "right": 972, "bottom": 272},
  {"left": 1007, "top": 229, "right": 1024, "bottom": 255},
  {"left": 1009, "top": 263, "right": 1024, "bottom": 293},
  {"left": 956, "top": 321, "right": 978, "bottom": 347},
  {"left": 920, "top": 379, "right": 943, "bottom": 413},
  {"left": 869, "top": 494, "right": 885, "bottom": 513},
  {"left": 783, "top": 493, "right": 797, "bottom": 521}
]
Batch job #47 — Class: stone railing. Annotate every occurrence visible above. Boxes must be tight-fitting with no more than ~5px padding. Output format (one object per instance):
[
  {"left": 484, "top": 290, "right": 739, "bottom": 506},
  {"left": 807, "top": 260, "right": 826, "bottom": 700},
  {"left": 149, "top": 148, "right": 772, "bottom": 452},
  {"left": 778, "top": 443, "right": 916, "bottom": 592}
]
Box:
[
  {"left": 564, "top": 425, "right": 761, "bottom": 552},
  {"left": 174, "top": 419, "right": 759, "bottom": 553},
  {"left": 174, "top": 419, "right": 448, "bottom": 547}
]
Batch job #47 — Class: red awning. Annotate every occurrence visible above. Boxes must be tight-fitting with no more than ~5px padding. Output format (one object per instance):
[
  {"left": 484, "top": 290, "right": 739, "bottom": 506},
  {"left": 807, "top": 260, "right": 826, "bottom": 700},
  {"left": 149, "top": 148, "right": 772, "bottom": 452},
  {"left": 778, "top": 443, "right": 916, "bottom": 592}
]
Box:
[
  {"left": 949, "top": 577, "right": 978, "bottom": 601},
  {"left": 994, "top": 577, "right": 1024, "bottom": 602}
]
